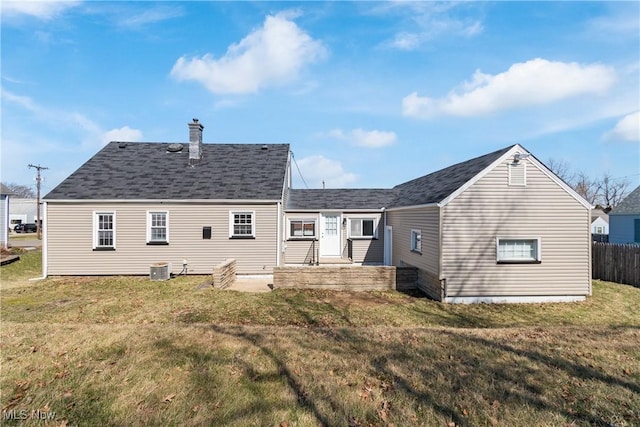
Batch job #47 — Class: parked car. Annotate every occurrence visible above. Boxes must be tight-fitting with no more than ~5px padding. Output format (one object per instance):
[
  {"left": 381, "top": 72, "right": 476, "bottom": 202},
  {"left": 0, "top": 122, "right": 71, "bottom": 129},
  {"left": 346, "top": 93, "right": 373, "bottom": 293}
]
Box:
[{"left": 14, "top": 223, "right": 37, "bottom": 233}]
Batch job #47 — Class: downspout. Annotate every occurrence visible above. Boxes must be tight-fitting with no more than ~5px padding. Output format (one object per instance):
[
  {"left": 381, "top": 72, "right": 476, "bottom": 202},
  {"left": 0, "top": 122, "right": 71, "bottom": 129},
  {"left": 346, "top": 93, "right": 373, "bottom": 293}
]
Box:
[
  {"left": 382, "top": 207, "right": 387, "bottom": 265},
  {"left": 276, "top": 201, "right": 282, "bottom": 267},
  {"left": 30, "top": 201, "right": 48, "bottom": 281}
]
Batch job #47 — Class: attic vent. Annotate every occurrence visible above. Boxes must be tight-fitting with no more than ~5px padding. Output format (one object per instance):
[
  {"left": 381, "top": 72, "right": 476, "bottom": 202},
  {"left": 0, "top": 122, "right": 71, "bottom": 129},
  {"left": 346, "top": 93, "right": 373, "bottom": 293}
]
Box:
[
  {"left": 167, "top": 143, "right": 184, "bottom": 153},
  {"left": 261, "top": 145, "right": 268, "bottom": 150},
  {"left": 118, "top": 142, "right": 128, "bottom": 149},
  {"left": 509, "top": 162, "right": 526, "bottom": 186}
]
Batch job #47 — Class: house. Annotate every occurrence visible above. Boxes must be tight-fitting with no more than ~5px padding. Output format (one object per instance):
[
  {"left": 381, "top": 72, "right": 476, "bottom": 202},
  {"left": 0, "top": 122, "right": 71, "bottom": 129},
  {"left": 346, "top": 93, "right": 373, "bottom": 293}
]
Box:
[
  {"left": 1, "top": 184, "right": 14, "bottom": 248},
  {"left": 44, "top": 119, "right": 291, "bottom": 275},
  {"left": 591, "top": 208, "right": 609, "bottom": 236},
  {"left": 384, "top": 147, "right": 592, "bottom": 303},
  {"left": 608, "top": 185, "right": 640, "bottom": 244},
  {"left": 44, "top": 119, "right": 593, "bottom": 303}
]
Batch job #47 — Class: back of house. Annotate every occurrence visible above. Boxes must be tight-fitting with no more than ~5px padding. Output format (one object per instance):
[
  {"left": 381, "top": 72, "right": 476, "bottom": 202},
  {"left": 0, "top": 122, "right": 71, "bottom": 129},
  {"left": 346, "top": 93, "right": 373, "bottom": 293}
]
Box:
[{"left": 43, "top": 119, "right": 291, "bottom": 276}]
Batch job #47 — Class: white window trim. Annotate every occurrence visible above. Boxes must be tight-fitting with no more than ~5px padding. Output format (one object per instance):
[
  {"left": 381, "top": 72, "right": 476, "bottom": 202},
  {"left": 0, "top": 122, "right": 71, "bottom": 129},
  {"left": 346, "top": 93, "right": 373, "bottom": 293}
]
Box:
[
  {"left": 508, "top": 162, "right": 527, "bottom": 186},
  {"left": 410, "top": 229, "right": 422, "bottom": 254},
  {"left": 147, "top": 211, "right": 169, "bottom": 243},
  {"left": 93, "top": 211, "right": 116, "bottom": 249},
  {"left": 229, "top": 210, "right": 256, "bottom": 238},
  {"left": 287, "top": 218, "right": 318, "bottom": 239},
  {"left": 348, "top": 217, "right": 378, "bottom": 239},
  {"left": 496, "top": 237, "right": 541, "bottom": 263}
]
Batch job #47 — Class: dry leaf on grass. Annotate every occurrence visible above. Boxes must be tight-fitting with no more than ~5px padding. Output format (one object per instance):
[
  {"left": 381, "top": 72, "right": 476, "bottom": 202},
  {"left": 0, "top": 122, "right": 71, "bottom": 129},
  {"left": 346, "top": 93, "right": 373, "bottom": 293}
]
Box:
[{"left": 163, "top": 394, "right": 176, "bottom": 403}]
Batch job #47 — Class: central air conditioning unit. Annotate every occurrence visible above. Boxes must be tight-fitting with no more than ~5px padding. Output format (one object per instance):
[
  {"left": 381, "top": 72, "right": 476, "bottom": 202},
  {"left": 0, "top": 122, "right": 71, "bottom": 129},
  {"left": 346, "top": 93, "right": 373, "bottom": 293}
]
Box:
[{"left": 150, "top": 262, "right": 170, "bottom": 281}]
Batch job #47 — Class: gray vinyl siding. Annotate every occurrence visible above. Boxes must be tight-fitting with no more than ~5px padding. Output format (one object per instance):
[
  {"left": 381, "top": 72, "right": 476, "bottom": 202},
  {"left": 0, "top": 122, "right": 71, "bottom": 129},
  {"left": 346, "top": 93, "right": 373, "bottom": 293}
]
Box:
[
  {"left": 609, "top": 214, "right": 640, "bottom": 244},
  {"left": 441, "top": 159, "right": 591, "bottom": 297},
  {"left": 386, "top": 206, "right": 440, "bottom": 277},
  {"left": 46, "top": 203, "right": 279, "bottom": 275}
]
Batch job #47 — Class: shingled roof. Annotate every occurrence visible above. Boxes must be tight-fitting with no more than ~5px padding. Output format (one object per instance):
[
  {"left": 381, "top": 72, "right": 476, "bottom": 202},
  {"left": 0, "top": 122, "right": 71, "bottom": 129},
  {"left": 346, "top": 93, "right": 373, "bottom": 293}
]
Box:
[
  {"left": 45, "top": 142, "right": 290, "bottom": 200},
  {"left": 610, "top": 185, "right": 640, "bottom": 215},
  {"left": 390, "top": 145, "right": 514, "bottom": 207},
  {"left": 1, "top": 183, "right": 15, "bottom": 196},
  {"left": 288, "top": 189, "right": 396, "bottom": 210}
]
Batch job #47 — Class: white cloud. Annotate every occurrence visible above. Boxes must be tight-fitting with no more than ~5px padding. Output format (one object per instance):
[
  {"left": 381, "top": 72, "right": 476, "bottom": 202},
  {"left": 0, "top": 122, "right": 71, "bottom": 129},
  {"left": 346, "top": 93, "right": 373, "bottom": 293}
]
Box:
[
  {"left": 1, "top": 0, "right": 81, "bottom": 20},
  {"left": 295, "top": 155, "right": 357, "bottom": 188},
  {"left": 102, "top": 126, "right": 143, "bottom": 144},
  {"left": 604, "top": 111, "right": 640, "bottom": 142},
  {"left": 115, "top": 5, "right": 183, "bottom": 29},
  {"left": 403, "top": 58, "right": 617, "bottom": 118},
  {"left": 326, "top": 128, "right": 397, "bottom": 148},
  {"left": 373, "top": 2, "right": 483, "bottom": 50},
  {"left": 170, "top": 11, "right": 327, "bottom": 94}
]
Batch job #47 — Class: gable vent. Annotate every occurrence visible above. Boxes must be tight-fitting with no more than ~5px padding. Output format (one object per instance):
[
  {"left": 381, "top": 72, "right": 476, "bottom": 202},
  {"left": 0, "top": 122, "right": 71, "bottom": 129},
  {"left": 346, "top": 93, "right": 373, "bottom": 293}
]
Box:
[{"left": 509, "top": 162, "right": 526, "bottom": 186}]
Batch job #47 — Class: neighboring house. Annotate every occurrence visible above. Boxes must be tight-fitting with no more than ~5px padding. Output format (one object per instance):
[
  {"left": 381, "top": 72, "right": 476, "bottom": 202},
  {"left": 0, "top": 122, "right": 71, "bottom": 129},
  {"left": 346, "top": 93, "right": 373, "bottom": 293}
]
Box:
[
  {"left": 44, "top": 119, "right": 593, "bottom": 303},
  {"left": 590, "top": 208, "right": 609, "bottom": 236},
  {"left": 9, "top": 198, "right": 38, "bottom": 228},
  {"left": 609, "top": 185, "right": 640, "bottom": 244},
  {"left": 1, "top": 184, "right": 14, "bottom": 248}
]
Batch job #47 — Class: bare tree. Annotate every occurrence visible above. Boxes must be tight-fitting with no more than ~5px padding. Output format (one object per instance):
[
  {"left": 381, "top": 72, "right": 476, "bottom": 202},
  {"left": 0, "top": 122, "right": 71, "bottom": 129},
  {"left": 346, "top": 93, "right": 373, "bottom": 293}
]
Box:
[
  {"left": 1, "top": 182, "right": 35, "bottom": 198},
  {"left": 599, "top": 174, "right": 630, "bottom": 208},
  {"left": 573, "top": 172, "right": 601, "bottom": 205},
  {"left": 546, "top": 158, "right": 574, "bottom": 183}
]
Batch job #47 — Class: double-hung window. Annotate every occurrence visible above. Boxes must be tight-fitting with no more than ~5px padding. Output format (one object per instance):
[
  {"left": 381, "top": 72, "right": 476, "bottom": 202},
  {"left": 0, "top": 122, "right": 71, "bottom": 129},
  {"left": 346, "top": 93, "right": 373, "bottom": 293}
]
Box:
[
  {"left": 148, "top": 211, "right": 169, "bottom": 244},
  {"left": 410, "top": 229, "right": 422, "bottom": 254},
  {"left": 497, "top": 238, "right": 541, "bottom": 263},
  {"left": 230, "top": 211, "right": 255, "bottom": 238},
  {"left": 94, "top": 212, "right": 115, "bottom": 250},
  {"left": 349, "top": 218, "right": 376, "bottom": 238},
  {"left": 289, "top": 219, "right": 316, "bottom": 239}
]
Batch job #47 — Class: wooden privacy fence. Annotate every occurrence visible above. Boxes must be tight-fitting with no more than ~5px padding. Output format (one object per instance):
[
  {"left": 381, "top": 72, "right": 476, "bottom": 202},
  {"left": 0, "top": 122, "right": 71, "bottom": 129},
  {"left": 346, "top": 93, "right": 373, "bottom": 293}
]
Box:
[{"left": 592, "top": 242, "right": 640, "bottom": 287}]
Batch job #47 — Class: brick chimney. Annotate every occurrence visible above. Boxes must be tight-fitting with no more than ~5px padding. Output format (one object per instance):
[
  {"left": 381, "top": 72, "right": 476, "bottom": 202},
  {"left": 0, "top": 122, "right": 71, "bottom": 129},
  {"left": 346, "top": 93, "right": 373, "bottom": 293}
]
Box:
[{"left": 188, "top": 118, "right": 204, "bottom": 164}]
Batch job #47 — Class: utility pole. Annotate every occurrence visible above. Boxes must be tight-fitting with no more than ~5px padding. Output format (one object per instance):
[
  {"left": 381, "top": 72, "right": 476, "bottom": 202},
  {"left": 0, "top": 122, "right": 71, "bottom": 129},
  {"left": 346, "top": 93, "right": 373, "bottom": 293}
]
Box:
[{"left": 28, "top": 164, "right": 49, "bottom": 240}]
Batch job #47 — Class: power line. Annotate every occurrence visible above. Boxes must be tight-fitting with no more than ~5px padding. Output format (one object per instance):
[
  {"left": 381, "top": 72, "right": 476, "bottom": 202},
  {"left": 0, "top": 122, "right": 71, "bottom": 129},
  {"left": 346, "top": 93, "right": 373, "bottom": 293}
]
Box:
[{"left": 290, "top": 151, "right": 309, "bottom": 189}]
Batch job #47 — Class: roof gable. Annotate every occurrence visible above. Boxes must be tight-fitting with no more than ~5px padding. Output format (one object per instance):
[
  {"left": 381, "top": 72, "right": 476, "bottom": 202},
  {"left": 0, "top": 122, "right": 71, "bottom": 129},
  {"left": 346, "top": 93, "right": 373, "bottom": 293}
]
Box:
[
  {"left": 390, "top": 145, "right": 514, "bottom": 208},
  {"left": 45, "top": 142, "right": 290, "bottom": 201},
  {"left": 1, "top": 184, "right": 14, "bottom": 196},
  {"left": 610, "top": 185, "right": 640, "bottom": 215}
]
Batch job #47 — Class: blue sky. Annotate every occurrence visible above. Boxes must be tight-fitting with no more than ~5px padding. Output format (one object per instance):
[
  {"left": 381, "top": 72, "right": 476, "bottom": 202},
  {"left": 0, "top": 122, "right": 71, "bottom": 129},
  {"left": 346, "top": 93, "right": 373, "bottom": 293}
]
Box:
[{"left": 1, "top": 1, "right": 639, "bottom": 195}]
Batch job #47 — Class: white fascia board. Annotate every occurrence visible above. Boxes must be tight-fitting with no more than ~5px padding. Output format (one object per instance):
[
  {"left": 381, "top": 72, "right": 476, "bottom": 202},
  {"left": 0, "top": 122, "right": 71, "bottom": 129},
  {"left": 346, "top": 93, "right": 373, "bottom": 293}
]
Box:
[
  {"left": 44, "top": 199, "right": 281, "bottom": 204},
  {"left": 384, "top": 203, "right": 439, "bottom": 212}
]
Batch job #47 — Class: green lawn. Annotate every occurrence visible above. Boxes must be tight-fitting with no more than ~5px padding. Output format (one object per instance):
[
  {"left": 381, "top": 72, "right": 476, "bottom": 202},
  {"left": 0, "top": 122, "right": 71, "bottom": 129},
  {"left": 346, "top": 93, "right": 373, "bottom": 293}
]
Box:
[{"left": 1, "top": 251, "right": 639, "bottom": 426}]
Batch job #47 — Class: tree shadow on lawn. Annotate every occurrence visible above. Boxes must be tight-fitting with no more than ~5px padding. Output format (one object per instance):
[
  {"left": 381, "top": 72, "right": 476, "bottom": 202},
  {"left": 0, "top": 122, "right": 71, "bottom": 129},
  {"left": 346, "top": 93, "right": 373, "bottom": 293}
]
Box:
[{"left": 181, "top": 325, "right": 640, "bottom": 426}]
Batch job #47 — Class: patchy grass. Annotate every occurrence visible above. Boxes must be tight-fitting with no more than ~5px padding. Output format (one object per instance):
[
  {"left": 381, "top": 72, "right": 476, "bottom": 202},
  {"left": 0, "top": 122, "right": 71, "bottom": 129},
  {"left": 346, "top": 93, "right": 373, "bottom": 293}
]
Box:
[{"left": 2, "top": 251, "right": 639, "bottom": 426}]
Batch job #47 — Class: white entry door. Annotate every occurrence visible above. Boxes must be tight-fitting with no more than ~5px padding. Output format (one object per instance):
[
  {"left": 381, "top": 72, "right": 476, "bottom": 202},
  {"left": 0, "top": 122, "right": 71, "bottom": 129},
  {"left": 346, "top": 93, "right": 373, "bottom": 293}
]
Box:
[{"left": 320, "top": 213, "right": 341, "bottom": 257}]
